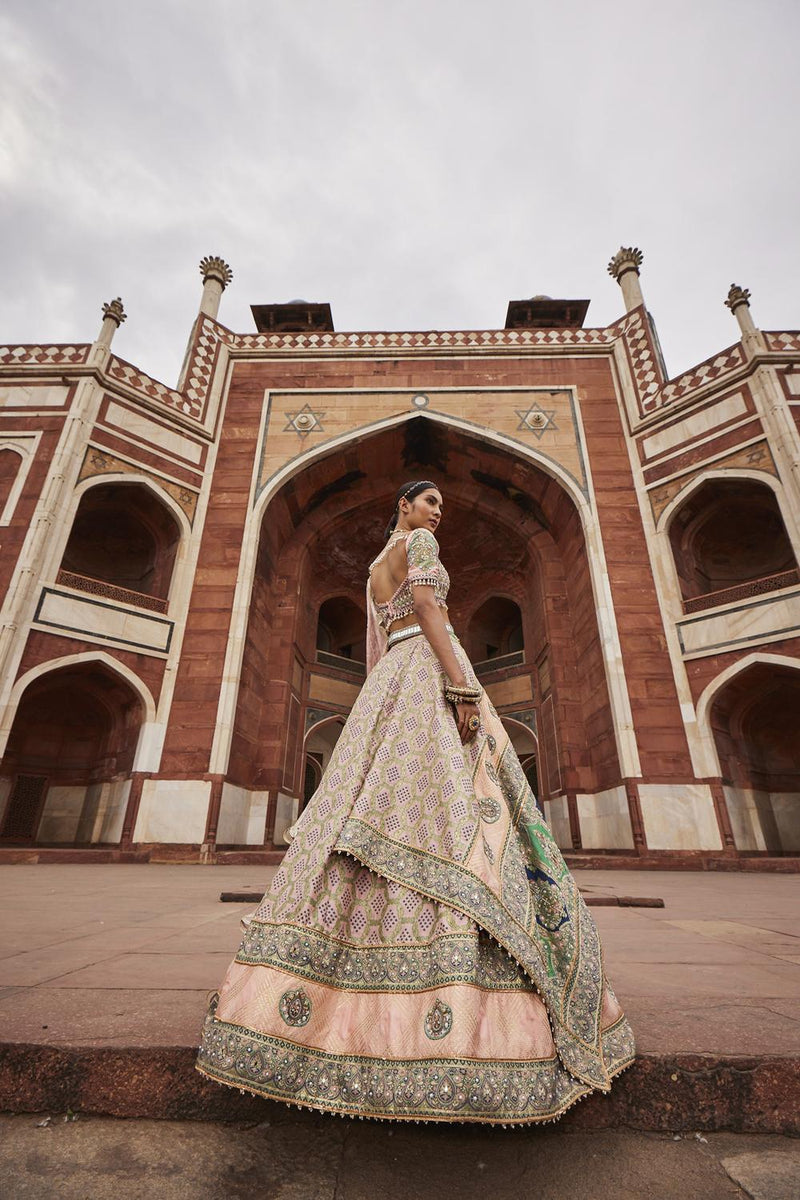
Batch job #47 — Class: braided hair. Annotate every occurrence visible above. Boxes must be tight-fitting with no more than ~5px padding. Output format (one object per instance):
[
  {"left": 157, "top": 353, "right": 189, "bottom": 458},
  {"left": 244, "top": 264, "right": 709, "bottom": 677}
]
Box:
[{"left": 383, "top": 480, "right": 439, "bottom": 541}]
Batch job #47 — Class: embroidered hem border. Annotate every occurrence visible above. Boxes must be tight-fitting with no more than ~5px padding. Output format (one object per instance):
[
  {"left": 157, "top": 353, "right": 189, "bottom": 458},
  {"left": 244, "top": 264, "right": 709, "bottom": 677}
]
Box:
[
  {"left": 335, "top": 816, "right": 608, "bottom": 1090},
  {"left": 236, "top": 921, "right": 532, "bottom": 993},
  {"left": 196, "top": 1003, "right": 635, "bottom": 1125}
]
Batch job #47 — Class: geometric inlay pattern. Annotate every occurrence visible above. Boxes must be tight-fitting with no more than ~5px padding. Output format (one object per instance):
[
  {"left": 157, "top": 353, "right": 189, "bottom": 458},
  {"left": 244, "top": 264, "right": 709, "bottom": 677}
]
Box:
[
  {"left": 516, "top": 401, "right": 558, "bottom": 438},
  {"left": 283, "top": 402, "right": 326, "bottom": 437}
]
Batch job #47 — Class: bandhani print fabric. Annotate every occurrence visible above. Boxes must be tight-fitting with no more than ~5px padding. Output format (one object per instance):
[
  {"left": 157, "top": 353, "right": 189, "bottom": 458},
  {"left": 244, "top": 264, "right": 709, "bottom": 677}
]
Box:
[{"left": 197, "top": 530, "right": 635, "bottom": 1123}]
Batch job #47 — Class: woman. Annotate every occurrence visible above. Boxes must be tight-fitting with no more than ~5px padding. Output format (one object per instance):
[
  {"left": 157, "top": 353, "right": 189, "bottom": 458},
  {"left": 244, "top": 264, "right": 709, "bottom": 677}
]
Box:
[{"left": 197, "top": 480, "right": 635, "bottom": 1124}]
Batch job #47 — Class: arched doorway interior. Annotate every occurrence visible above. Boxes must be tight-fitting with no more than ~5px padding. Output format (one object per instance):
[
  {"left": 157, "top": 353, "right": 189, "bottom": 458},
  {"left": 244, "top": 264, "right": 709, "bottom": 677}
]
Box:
[
  {"left": 0, "top": 662, "right": 144, "bottom": 844},
  {"left": 710, "top": 661, "right": 800, "bottom": 852},
  {"left": 668, "top": 478, "right": 798, "bottom": 613},
  {"left": 223, "top": 416, "right": 622, "bottom": 850},
  {"left": 58, "top": 482, "right": 181, "bottom": 611}
]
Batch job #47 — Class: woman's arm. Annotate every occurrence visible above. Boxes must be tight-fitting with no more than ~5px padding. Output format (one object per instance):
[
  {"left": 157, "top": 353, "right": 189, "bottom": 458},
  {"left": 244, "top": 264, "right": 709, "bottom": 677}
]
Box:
[{"left": 414, "top": 588, "right": 479, "bottom": 743}]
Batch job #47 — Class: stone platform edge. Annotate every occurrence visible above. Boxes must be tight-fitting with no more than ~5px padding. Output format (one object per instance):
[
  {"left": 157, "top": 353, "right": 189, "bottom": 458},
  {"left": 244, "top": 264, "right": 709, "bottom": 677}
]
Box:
[
  {"left": 1, "top": 849, "right": 799, "bottom": 871},
  {"left": 2, "top": 1045, "right": 797, "bottom": 1133}
]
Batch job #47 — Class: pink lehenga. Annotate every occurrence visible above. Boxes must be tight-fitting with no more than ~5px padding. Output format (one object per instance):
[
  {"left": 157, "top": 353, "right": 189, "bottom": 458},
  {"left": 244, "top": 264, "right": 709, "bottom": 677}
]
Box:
[{"left": 197, "top": 527, "right": 635, "bottom": 1123}]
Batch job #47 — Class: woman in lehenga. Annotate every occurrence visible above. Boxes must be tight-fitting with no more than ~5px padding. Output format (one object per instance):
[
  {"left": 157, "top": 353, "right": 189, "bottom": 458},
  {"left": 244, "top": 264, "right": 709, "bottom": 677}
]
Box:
[{"left": 197, "top": 480, "right": 635, "bottom": 1124}]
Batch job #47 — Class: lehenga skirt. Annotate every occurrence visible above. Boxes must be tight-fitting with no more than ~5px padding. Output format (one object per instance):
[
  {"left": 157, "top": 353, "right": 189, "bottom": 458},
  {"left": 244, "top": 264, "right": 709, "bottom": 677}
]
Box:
[{"left": 196, "top": 628, "right": 635, "bottom": 1124}]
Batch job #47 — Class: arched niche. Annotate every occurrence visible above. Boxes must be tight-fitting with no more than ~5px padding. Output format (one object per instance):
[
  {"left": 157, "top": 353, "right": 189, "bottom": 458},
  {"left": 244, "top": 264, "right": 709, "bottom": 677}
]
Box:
[
  {"left": 0, "top": 660, "right": 145, "bottom": 845},
  {"left": 667, "top": 477, "right": 797, "bottom": 610},
  {"left": 224, "top": 416, "right": 622, "bottom": 844},
  {"left": 316, "top": 595, "right": 366, "bottom": 670},
  {"left": 58, "top": 481, "right": 181, "bottom": 608},
  {"left": 708, "top": 659, "right": 800, "bottom": 853},
  {"left": 467, "top": 596, "right": 524, "bottom": 668}
]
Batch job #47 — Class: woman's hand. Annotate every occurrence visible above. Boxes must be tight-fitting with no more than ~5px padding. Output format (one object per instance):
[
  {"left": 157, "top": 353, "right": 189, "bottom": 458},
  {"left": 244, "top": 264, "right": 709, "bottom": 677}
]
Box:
[{"left": 455, "top": 699, "right": 480, "bottom": 744}]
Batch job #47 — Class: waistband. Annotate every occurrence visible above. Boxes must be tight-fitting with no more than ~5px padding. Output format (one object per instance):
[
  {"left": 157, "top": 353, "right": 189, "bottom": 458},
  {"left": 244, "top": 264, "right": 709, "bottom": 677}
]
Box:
[{"left": 387, "top": 622, "right": 454, "bottom": 649}]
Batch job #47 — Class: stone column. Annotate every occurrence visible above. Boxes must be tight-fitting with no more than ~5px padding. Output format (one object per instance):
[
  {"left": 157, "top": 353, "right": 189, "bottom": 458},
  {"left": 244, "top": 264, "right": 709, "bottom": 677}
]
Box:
[
  {"left": 0, "top": 299, "right": 122, "bottom": 745},
  {"left": 198, "top": 255, "right": 233, "bottom": 320},
  {"left": 730, "top": 284, "right": 800, "bottom": 556},
  {"left": 97, "top": 297, "right": 126, "bottom": 346},
  {"left": 724, "top": 283, "right": 765, "bottom": 357},
  {"left": 88, "top": 297, "right": 126, "bottom": 366},
  {"left": 607, "top": 246, "right": 645, "bottom": 312}
]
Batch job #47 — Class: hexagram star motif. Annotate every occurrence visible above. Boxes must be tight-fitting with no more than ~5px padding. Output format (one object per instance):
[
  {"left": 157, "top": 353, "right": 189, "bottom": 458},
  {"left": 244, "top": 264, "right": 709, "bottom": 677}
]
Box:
[
  {"left": 515, "top": 402, "right": 557, "bottom": 439},
  {"left": 283, "top": 403, "right": 326, "bottom": 437}
]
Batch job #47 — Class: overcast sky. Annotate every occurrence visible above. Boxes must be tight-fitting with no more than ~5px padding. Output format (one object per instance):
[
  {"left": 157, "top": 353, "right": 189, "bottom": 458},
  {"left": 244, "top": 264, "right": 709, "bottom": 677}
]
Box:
[{"left": 2, "top": 1, "right": 798, "bottom": 386}]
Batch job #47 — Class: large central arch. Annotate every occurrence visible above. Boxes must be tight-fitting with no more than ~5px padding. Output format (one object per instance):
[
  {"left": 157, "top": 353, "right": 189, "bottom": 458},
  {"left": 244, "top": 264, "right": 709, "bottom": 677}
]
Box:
[{"left": 210, "top": 413, "right": 636, "bottom": 851}]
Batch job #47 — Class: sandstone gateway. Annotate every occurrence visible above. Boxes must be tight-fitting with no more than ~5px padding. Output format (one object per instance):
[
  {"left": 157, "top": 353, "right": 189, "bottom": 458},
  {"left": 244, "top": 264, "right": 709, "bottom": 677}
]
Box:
[{"left": 0, "top": 249, "right": 798, "bottom": 863}]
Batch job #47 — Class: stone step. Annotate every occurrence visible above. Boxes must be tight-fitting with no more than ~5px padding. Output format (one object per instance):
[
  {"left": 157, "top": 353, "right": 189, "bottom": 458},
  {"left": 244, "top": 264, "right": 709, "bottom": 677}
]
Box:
[{"left": 1, "top": 1043, "right": 797, "bottom": 1133}]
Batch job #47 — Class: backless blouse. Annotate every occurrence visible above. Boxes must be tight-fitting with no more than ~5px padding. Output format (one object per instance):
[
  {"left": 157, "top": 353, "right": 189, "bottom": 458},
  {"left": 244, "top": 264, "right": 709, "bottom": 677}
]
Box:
[{"left": 365, "top": 528, "right": 450, "bottom": 671}]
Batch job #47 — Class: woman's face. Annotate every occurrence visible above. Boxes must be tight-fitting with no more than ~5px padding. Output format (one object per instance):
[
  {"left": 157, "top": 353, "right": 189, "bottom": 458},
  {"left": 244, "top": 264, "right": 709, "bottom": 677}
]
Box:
[{"left": 403, "top": 487, "right": 443, "bottom": 532}]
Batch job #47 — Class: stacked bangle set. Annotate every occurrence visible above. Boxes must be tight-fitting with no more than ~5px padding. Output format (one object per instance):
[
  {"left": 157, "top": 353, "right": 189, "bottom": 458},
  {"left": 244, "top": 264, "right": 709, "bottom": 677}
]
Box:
[{"left": 444, "top": 683, "right": 483, "bottom": 733}]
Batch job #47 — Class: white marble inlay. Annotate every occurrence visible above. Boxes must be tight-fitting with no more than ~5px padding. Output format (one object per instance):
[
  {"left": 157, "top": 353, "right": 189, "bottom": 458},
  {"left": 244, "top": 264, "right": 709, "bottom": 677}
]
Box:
[
  {"left": 217, "top": 783, "right": 269, "bottom": 845},
  {"left": 0, "top": 384, "right": 69, "bottom": 408},
  {"left": 544, "top": 795, "right": 571, "bottom": 850},
  {"left": 274, "top": 791, "right": 299, "bottom": 845},
  {"left": 36, "top": 785, "right": 85, "bottom": 843},
  {"left": 786, "top": 374, "right": 800, "bottom": 395},
  {"left": 133, "top": 779, "right": 211, "bottom": 843},
  {"left": 642, "top": 392, "right": 747, "bottom": 459},
  {"left": 724, "top": 786, "right": 800, "bottom": 852},
  {"left": 576, "top": 786, "right": 634, "bottom": 849},
  {"left": 678, "top": 591, "right": 800, "bottom": 657},
  {"left": 638, "top": 783, "right": 722, "bottom": 850},
  {"left": 36, "top": 589, "right": 172, "bottom": 653},
  {"left": 105, "top": 401, "right": 204, "bottom": 464},
  {"left": 771, "top": 793, "right": 800, "bottom": 852}
]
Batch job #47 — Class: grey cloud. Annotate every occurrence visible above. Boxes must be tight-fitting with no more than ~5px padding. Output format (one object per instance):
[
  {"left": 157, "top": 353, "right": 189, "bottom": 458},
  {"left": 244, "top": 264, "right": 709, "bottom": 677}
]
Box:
[{"left": 1, "top": 0, "right": 798, "bottom": 386}]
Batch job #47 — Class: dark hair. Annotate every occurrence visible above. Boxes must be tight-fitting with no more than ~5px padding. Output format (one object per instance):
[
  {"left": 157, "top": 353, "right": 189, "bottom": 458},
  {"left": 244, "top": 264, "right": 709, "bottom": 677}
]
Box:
[{"left": 383, "top": 480, "right": 439, "bottom": 541}]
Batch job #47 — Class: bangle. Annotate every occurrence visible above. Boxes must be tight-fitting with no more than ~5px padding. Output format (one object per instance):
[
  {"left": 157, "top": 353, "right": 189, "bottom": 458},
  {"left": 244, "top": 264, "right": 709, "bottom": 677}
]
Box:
[{"left": 444, "top": 683, "right": 482, "bottom": 706}]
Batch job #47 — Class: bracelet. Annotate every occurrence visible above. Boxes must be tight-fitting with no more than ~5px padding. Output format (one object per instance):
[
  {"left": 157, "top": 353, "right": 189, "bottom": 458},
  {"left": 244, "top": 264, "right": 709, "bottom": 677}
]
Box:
[{"left": 444, "top": 683, "right": 482, "bottom": 706}]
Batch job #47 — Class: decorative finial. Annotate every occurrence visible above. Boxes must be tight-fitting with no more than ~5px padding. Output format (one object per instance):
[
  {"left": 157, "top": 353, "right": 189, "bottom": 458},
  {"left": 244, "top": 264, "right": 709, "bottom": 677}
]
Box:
[
  {"left": 607, "top": 246, "right": 646, "bottom": 313},
  {"left": 607, "top": 247, "right": 643, "bottom": 281},
  {"left": 101, "top": 297, "right": 126, "bottom": 327},
  {"left": 724, "top": 283, "right": 751, "bottom": 313},
  {"left": 199, "top": 256, "right": 233, "bottom": 290},
  {"left": 724, "top": 282, "right": 761, "bottom": 352}
]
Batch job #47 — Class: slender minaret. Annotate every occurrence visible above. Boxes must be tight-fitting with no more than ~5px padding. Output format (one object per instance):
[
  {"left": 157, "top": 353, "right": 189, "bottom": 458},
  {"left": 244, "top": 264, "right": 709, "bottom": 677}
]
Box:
[
  {"left": 176, "top": 257, "right": 234, "bottom": 390},
  {"left": 98, "top": 297, "right": 126, "bottom": 344},
  {"left": 88, "top": 297, "right": 126, "bottom": 366},
  {"left": 607, "top": 246, "right": 645, "bottom": 312},
  {"left": 724, "top": 283, "right": 765, "bottom": 357},
  {"left": 198, "top": 255, "right": 233, "bottom": 320}
]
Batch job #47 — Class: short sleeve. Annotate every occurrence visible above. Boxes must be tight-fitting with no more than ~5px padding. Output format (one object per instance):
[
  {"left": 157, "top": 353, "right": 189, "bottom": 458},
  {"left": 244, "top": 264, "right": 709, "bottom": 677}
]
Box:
[{"left": 406, "top": 527, "right": 441, "bottom": 588}]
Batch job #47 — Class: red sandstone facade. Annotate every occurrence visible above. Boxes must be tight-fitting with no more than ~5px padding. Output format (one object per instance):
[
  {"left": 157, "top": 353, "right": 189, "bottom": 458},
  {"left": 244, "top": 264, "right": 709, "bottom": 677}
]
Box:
[{"left": 0, "top": 254, "right": 798, "bottom": 862}]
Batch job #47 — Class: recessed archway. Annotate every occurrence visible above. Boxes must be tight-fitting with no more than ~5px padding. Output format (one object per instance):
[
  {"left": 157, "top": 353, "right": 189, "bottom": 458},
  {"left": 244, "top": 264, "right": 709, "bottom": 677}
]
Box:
[
  {"left": 222, "top": 415, "right": 623, "bottom": 848},
  {"left": 58, "top": 480, "right": 182, "bottom": 609},
  {"left": 666, "top": 476, "right": 797, "bottom": 611},
  {"left": 705, "top": 658, "right": 800, "bottom": 853},
  {"left": 0, "top": 660, "right": 145, "bottom": 845}
]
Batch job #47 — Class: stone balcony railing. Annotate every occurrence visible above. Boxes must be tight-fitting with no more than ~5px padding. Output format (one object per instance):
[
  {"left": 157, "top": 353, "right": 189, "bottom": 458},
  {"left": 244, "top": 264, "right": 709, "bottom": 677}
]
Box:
[
  {"left": 315, "top": 650, "right": 366, "bottom": 677},
  {"left": 682, "top": 568, "right": 800, "bottom": 615},
  {"left": 55, "top": 570, "right": 169, "bottom": 614}
]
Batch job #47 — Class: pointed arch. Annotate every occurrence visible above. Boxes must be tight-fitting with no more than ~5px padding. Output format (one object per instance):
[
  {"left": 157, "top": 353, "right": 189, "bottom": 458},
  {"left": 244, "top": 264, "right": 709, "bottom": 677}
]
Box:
[
  {"left": 255, "top": 408, "right": 591, "bottom": 522},
  {"left": 3, "top": 651, "right": 156, "bottom": 740},
  {"left": 71, "top": 472, "right": 192, "bottom": 539},
  {"left": 695, "top": 651, "right": 800, "bottom": 745},
  {"left": 210, "top": 407, "right": 640, "bottom": 782},
  {"left": 657, "top": 466, "right": 789, "bottom": 535}
]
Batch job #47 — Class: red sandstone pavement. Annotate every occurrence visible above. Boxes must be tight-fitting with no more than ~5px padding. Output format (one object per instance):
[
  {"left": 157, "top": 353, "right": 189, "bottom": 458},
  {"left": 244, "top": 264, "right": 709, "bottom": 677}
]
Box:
[{"left": 0, "top": 865, "right": 798, "bottom": 1130}]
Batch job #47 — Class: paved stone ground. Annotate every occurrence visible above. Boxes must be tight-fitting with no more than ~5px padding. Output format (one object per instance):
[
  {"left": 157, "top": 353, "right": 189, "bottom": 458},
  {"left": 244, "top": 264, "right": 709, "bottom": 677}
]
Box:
[
  {"left": 1, "top": 1114, "right": 798, "bottom": 1200},
  {"left": 0, "top": 864, "right": 798, "bottom": 1057}
]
